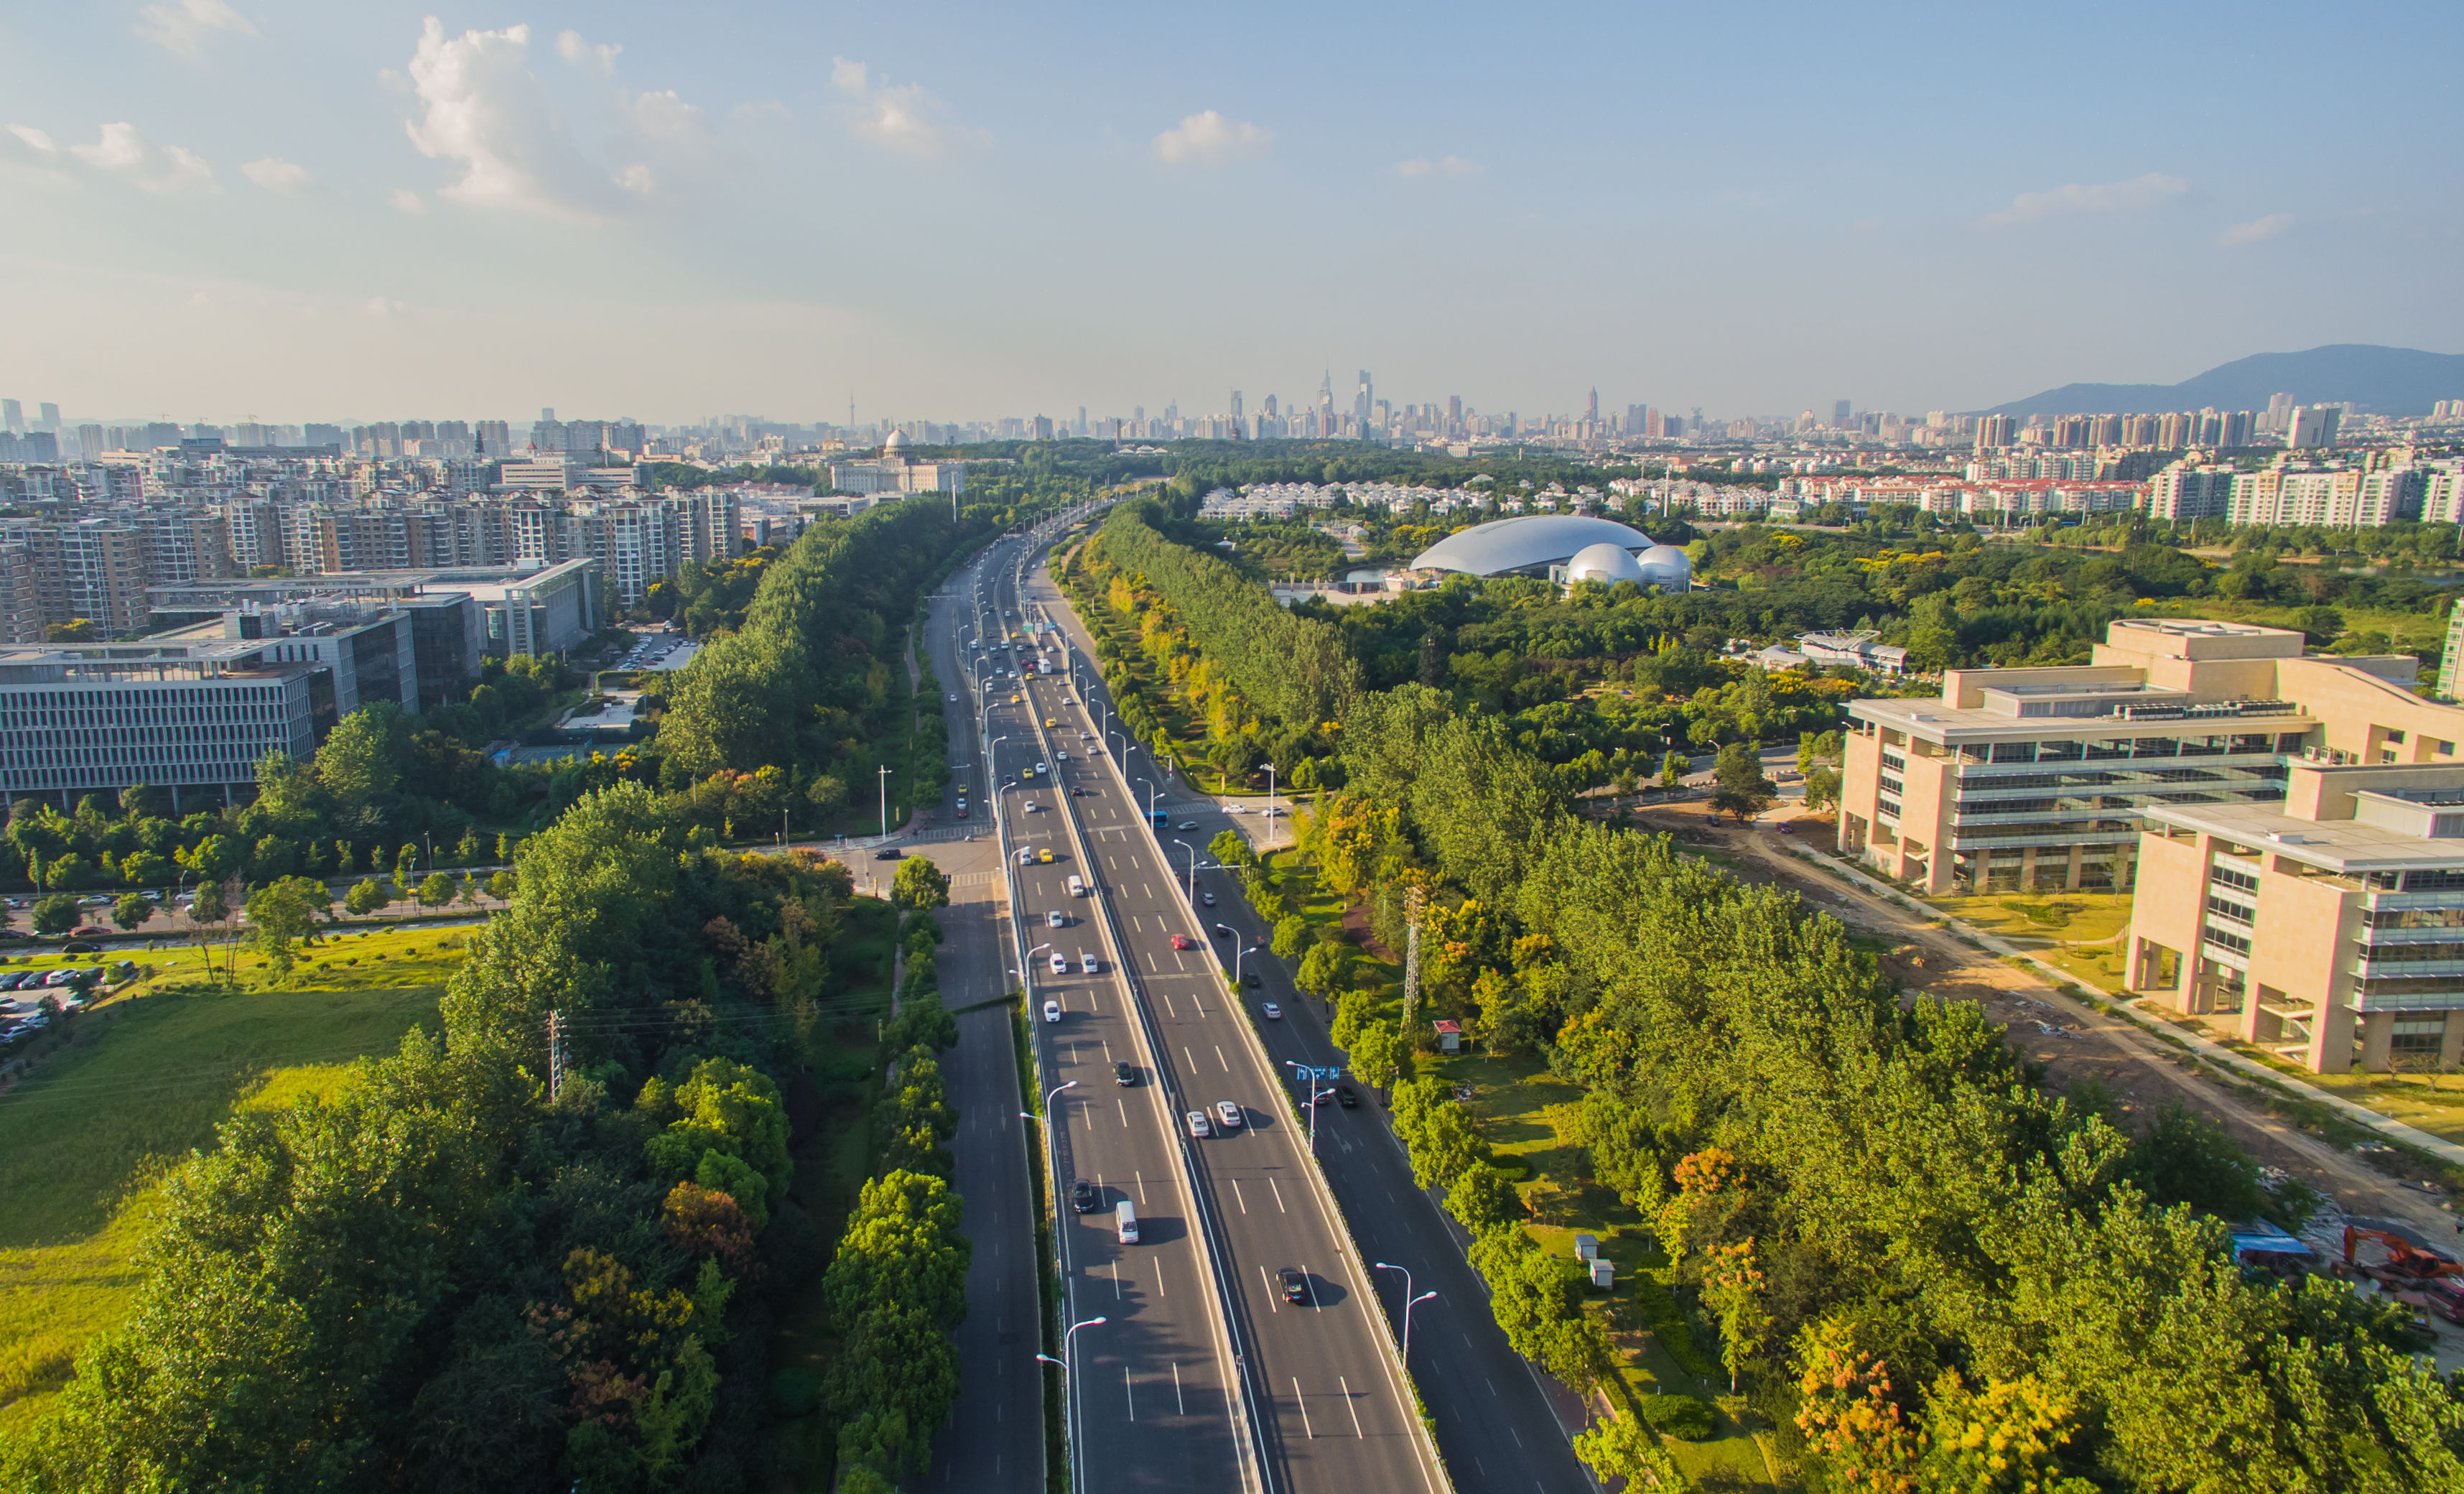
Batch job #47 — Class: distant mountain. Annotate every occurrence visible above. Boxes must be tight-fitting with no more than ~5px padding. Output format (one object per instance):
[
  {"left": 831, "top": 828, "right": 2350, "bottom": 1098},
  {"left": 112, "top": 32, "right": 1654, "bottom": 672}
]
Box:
[{"left": 1984, "top": 344, "right": 2464, "bottom": 419}]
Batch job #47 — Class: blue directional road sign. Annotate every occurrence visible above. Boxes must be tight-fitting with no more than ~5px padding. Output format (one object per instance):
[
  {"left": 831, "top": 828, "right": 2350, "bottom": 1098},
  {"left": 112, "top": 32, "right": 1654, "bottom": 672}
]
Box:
[{"left": 1290, "top": 1064, "right": 1344, "bottom": 1082}]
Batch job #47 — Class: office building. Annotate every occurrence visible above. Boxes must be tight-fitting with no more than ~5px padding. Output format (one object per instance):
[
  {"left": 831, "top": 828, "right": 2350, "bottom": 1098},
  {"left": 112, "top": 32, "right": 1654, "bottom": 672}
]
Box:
[
  {"left": 0, "top": 641, "right": 320, "bottom": 807},
  {"left": 828, "top": 430, "right": 964, "bottom": 497},
  {"left": 2287, "top": 405, "right": 2343, "bottom": 450},
  {"left": 2129, "top": 762, "right": 2464, "bottom": 1073}
]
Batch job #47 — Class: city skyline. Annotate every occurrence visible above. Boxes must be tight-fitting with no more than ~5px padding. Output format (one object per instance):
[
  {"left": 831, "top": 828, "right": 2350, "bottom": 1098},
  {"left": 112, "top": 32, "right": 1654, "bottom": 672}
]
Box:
[{"left": 2, "top": 1, "right": 2459, "bottom": 420}]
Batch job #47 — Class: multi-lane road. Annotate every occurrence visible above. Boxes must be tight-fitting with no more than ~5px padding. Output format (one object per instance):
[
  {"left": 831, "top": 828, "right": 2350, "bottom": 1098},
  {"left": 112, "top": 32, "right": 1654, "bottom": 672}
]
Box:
[{"left": 926, "top": 513, "right": 1596, "bottom": 1494}]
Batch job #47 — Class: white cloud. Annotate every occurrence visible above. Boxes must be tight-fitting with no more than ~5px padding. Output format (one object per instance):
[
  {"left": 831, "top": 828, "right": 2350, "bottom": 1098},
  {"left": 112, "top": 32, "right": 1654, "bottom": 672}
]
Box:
[
  {"left": 240, "top": 156, "right": 315, "bottom": 193},
  {"left": 1982, "top": 171, "right": 2187, "bottom": 226},
  {"left": 7, "top": 124, "right": 57, "bottom": 157},
  {"left": 136, "top": 0, "right": 256, "bottom": 58},
  {"left": 733, "top": 98, "right": 791, "bottom": 121},
  {"left": 1396, "top": 154, "right": 1479, "bottom": 179},
  {"left": 2219, "top": 213, "right": 2292, "bottom": 246},
  {"left": 626, "top": 90, "right": 706, "bottom": 144},
  {"left": 363, "top": 295, "right": 405, "bottom": 317},
  {"left": 70, "top": 121, "right": 220, "bottom": 194},
  {"left": 404, "top": 18, "right": 620, "bottom": 218},
  {"left": 389, "top": 187, "right": 426, "bottom": 214},
  {"left": 555, "top": 29, "right": 620, "bottom": 76},
  {"left": 827, "top": 57, "right": 976, "bottom": 157},
  {"left": 1152, "top": 110, "right": 1271, "bottom": 167}
]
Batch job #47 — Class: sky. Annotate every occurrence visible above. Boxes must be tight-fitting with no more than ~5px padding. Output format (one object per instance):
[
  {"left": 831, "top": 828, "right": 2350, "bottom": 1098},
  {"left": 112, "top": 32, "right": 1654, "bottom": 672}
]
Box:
[{"left": 3, "top": 1, "right": 2460, "bottom": 428}]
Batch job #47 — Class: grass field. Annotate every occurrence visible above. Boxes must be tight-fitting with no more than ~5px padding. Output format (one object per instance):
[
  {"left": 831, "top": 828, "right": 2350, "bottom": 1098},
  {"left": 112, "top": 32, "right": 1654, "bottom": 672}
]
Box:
[
  {"left": 1925, "top": 890, "right": 2135, "bottom": 994},
  {"left": 0, "top": 924, "right": 457, "bottom": 1424}
]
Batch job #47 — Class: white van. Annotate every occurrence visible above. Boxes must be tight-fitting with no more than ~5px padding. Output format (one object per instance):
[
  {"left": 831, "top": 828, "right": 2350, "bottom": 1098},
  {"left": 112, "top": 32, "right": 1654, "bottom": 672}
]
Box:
[
  {"left": 1066, "top": 874, "right": 1086, "bottom": 897},
  {"left": 1115, "top": 1200, "right": 1139, "bottom": 1244}
]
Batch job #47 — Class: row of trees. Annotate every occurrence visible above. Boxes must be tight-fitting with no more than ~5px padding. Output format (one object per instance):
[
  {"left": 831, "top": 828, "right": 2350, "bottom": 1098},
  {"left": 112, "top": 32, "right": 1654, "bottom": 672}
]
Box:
[{"left": 1102, "top": 511, "right": 2464, "bottom": 1489}]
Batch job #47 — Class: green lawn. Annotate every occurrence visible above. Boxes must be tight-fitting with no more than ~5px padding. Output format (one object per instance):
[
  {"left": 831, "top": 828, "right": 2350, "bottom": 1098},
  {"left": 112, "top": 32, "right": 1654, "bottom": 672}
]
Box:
[
  {"left": 1925, "top": 889, "right": 2135, "bottom": 994},
  {"left": 0, "top": 930, "right": 455, "bottom": 1422}
]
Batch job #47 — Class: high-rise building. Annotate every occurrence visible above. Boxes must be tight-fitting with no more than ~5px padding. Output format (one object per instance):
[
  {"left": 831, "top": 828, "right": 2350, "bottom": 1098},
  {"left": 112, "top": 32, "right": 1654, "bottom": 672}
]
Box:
[
  {"left": 36, "top": 404, "right": 58, "bottom": 433},
  {"left": 2287, "top": 405, "right": 2341, "bottom": 450},
  {"left": 1972, "top": 414, "right": 2017, "bottom": 452},
  {"left": 1355, "top": 371, "right": 1373, "bottom": 430},
  {"left": 2266, "top": 391, "right": 2295, "bottom": 430},
  {"left": 1446, "top": 394, "right": 1463, "bottom": 431},
  {"left": 0, "top": 401, "right": 19, "bottom": 435},
  {"left": 1229, "top": 391, "right": 1243, "bottom": 425},
  {"left": 1832, "top": 399, "right": 1853, "bottom": 427}
]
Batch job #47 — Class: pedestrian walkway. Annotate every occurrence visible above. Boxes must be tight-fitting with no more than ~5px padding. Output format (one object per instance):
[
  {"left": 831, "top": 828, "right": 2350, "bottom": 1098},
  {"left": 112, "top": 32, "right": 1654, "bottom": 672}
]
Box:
[{"left": 1786, "top": 839, "right": 2464, "bottom": 1168}]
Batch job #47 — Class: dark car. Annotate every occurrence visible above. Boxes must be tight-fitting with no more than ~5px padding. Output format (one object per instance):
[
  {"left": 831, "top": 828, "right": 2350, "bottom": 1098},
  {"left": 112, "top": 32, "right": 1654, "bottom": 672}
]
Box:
[
  {"left": 1243, "top": 972, "right": 1261, "bottom": 988},
  {"left": 1335, "top": 1084, "right": 1359, "bottom": 1108},
  {"left": 1212, "top": 923, "right": 1232, "bottom": 939},
  {"left": 873, "top": 847, "right": 902, "bottom": 860},
  {"left": 62, "top": 942, "right": 100, "bottom": 954},
  {"left": 70, "top": 925, "right": 108, "bottom": 939},
  {"left": 1071, "top": 1179, "right": 1099, "bottom": 1214},
  {"left": 1279, "top": 1267, "right": 1308, "bottom": 1304},
  {"left": 1115, "top": 1060, "right": 1137, "bottom": 1086}
]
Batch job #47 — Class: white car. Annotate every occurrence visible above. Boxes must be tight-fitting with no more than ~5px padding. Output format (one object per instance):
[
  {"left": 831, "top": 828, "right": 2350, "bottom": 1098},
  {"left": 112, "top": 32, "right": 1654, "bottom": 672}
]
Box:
[
  {"left": 1050, "top": 952, "right": 1069, "bottom": 975},
  {"left": 1042, "top": 1000, "right": 1061, "bottom": 1023},
  {"left": 1186, "top": 1110, "right": 1213, "bottom": 1138},
  {"left": 1262, "top": 1002, "right": 1281, "bottom": 1020},
  {"left": 1081, "top": 952, "right": 1099, "bottom": 974},
  {"left": 1046, "top": 909, "right": 1065, "bottom": 928},
  {"left": 1024, "top": 801, "right": 1042, "bottom": 814},
  {"left": 1018, "top": 848, "right": 1034, "bottom": 866},
  {"left": 1214, "top": 1100, "right": 1245, "bottom": 1131}
]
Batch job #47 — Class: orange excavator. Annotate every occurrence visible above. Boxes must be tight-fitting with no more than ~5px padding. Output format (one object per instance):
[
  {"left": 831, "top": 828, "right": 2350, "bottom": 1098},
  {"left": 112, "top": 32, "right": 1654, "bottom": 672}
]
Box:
[{"left": 2344, "top": 1226, "right": 2464, "bottom": 1328}]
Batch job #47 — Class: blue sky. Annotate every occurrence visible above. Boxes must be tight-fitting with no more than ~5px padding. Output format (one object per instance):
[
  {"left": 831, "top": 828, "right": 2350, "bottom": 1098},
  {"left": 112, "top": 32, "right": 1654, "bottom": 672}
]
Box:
[{"left": 3, "top": 1, "right": 2458, "bottom": 426}]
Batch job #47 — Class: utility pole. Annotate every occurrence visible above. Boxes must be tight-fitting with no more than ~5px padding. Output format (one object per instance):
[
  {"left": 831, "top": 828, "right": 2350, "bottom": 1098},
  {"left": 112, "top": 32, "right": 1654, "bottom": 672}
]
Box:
[
  {"left": 878, "top": 764, "right": 894, "bottom": 840},
  {"left": 547, "top": 1009, "right": 566, "bottom": 1103},
  {"left": 1402, "top": 884, "right": 1426, "bottom": 1032}
]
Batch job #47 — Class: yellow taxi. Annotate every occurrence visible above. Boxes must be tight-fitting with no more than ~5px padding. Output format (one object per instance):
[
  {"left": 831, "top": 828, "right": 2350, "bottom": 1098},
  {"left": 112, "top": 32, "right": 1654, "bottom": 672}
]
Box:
[
  {"left": 1010, "top": 693, "right": 1022, "bottom": 704},
  {"left": 1044, "top": 716, "right": 1057, "bottom": 728},
  {"left": 1037, "top": 848, "right": 1056, "bottom": 864}
]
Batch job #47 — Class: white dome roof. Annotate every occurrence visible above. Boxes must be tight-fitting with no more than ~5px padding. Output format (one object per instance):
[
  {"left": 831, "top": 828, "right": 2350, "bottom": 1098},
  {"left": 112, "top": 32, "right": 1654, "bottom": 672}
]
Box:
[
  {"left": 1565, "top": 542, "right": 1647, "bottom": 585},
  {"left": 1409, "top": 514, "right": 1654, "bottom": 576},
  {"left": 1636, "top": 544, "right": 1693, "bottom": 589},
  {"left": 883, "top": 429, "right": 911, "bottom": 453}
]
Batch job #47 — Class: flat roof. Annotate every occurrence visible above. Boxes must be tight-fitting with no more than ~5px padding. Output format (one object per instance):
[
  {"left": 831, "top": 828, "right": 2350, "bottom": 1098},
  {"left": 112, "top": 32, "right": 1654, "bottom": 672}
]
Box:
[
  {"left": 1851, "top": 695, "right": 2315, "bottom": 741},
  {"left": 2144, "top": 800, "right": 2464, "bottom": 873}
]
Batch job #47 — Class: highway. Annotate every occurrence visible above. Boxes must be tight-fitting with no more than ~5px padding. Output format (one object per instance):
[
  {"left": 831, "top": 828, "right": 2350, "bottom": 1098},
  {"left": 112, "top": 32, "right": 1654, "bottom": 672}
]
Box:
[
  {"left": 971, "top": 519, "right": 1445, "bottom": 1494},
  {"left": 1019, "top": 524, "right": 1599, "bottom": 1494}
]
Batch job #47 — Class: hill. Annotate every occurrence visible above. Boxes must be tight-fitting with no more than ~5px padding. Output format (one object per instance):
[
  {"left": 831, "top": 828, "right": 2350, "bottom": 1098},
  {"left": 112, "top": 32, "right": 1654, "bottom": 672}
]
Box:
[{"left": 1985, "top": 343, "right": 2464, "bottom": 418}]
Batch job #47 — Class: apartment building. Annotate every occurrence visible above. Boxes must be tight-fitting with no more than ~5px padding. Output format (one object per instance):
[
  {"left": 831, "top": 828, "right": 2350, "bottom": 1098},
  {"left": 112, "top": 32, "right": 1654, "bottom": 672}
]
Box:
[
  {"left": 11, "top": 520, "right": 151, "bottom": 635},
  {"left": 1838, "top": 618, "right": 2455, "bottom": 896},
  {"left": 2129, "top": 762, "right": 2464, "bottom": 1073}
]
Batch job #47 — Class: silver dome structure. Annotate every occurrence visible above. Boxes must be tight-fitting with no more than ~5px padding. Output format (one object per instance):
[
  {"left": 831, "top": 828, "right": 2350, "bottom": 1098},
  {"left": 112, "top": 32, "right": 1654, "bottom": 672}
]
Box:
[
  {"left": 1563, "top": 542, "right": 1648, "bottom": 586},
  {"left": 1408, "top": 514, "right": 1655, "bottom": 577},
  {"left": 882, "top": 428, "right": 912, "bottom": 457},
  {"left": 1636, "top": 544, "right": 1693, "bottom": 592}
]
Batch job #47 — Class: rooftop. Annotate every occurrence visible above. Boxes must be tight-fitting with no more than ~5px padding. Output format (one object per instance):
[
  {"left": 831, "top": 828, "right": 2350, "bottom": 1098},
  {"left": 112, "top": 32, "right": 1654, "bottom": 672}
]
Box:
[{"left": 2144, "top": 799, "right": 2464, "bottom": 874}]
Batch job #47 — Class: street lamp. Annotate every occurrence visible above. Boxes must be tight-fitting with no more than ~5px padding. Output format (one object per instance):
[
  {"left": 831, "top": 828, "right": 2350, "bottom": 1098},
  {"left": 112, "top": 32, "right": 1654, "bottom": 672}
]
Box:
[
  {"left": 1373, "top": 1263, "right": 1437, "bottom": 1368},
  {"left": 1232, "top": 943, "right": 1261, "bottom": 990},
  {"left": 1265, "top": 761, "right": 1278, "bottom": 830},
  {"left": 1135, "top": 776, "right": 1161, "bottom": 826},
  {"left": 876, "top": 764, "right": 895, "bottom": 840}
]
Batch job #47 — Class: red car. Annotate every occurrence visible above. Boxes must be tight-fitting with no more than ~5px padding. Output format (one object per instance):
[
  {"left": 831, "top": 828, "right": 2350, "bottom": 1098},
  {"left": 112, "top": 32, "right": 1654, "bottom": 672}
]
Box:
[{"left": 1171, "top": 934, "right": 1196, "bottom": 950}]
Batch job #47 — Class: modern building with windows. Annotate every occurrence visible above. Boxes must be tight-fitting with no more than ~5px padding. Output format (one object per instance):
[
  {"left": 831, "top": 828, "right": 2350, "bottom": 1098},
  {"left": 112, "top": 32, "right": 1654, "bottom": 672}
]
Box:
[
  {"left": 1838, "top": 618, "right": 2464, "bottom": 897},
  {"left": 2128, "top": 762, "right": 2464, "bottom": 1074},
  {"left": 0, "top": 641, "right": 322, "bottom": 808}
]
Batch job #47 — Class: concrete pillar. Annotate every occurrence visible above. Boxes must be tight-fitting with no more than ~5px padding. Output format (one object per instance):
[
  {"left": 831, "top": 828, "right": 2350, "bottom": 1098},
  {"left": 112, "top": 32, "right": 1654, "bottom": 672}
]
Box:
[
  {"left": 2065, "top": 843, "right": 2084, "bottom": 891},
  {"left": 2360, "top": 1011, "right": 2395, "bottom": 1073},
  {"left": 2441, "top": 1012, "right": 2463, "bottom": 1074},
  {"left": 2240, "top": 977, "right": 2272, "bottom": 1045},
  {"left": 1969, "top": 853, "right": 1988, "bottom": 894},
  {"left": 2310, "top": 1001, "right": 2358, "bottom": 1075},
  {"left": 2021, "top": 846, "right": 2039, "bottom": 891}
]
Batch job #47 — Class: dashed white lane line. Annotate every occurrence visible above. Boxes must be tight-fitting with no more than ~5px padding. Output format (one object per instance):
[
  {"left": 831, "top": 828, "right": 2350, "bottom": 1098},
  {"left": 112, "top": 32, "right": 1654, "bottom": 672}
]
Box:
[
  {"left": 1126, "top": 1366, "right": 1135, "bottom": 1421},
  {"left": 1292, "top": 1378, "right": 1315, "bottom": 1439},
  {"left": 1232, "top": 1179, "right": 1249, "bottom": 1215},
  {"left": 1214, "top": 1044, "right": 1230, "bottom": 1072},
  {"left": 1340, "top": 1375, "right": 1364, "bottom": 1438},
  {"left": 1173, "top": 1363, "right": 1186, "bottom": 1415},
  {"left": 1258, "top": 1263, "right": 1275, "bottom": 1307},
  {"left": 1268, "top": 1178, "right": 1287, "bottom": 1213}
]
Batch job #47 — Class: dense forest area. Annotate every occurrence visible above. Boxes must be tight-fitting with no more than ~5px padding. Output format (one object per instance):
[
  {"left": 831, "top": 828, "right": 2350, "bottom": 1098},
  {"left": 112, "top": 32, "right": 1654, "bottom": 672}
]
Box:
[
  {"left": 0, "top": 487, "right": 1060, "bottom": 1488},
  {"left": 1100, "top": 509, "right": 2464, "bottom": 1490}
]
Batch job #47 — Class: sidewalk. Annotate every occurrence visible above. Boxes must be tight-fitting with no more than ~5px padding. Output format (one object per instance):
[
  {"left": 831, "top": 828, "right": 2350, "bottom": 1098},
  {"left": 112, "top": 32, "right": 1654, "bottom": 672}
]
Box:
[{"left": 1786, "top": 838, "right": 2464, "bottom": 1169}]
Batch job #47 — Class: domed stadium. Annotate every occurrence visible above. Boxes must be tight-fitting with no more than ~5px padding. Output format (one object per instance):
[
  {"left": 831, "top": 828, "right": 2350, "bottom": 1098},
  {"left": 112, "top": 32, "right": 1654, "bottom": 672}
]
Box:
[
  {"left": 1563, "top": 542, "right": 1648, "bottom": 586},
  {"left": 1636, "top": 544, "right": 1693, "bottom": 592},
  {"left": 1408, "top": 514, "right": 1657, "bottom": 577}
]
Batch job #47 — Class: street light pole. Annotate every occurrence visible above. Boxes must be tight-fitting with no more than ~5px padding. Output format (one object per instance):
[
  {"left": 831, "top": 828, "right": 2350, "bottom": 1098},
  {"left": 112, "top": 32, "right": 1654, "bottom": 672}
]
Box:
[
  {"left": 1373, "top": 1263, "right": 1436, "bottom": 1368},
  {"left": 1232, "top": 942, "right": 1260, "bottom": 990},
  {"left": 877, "top": 764, "right": 893, "bottom": 840},
  {"left": 1136, "top": 776, "right": 1159, "bottom": 826}
]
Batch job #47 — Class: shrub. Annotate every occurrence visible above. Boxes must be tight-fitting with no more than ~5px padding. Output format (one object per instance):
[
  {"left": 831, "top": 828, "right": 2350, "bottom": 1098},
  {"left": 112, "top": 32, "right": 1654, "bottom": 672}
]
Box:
[{"left": 1639, "top": 1393, "right": 1716, "bottom": 1441}]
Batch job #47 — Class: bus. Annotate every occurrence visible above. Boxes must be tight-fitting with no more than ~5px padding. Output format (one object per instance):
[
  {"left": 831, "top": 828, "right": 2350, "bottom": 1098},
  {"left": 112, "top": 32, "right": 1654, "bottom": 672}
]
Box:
[{"left": 1145, "top": 809, "right": 1168, "bottom": 828}]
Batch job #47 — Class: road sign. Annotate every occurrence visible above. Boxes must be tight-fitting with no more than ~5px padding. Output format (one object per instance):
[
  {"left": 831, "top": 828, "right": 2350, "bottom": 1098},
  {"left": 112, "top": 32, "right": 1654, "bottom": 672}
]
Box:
[{"left": 1291, "top": 1064, "right": 1344, "bottom": 1082}]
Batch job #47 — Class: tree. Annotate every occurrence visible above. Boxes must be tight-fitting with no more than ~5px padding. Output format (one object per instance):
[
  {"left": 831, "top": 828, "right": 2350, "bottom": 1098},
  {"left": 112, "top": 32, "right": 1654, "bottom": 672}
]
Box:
[
  {"left": 1698, "top": 1237, "right": 1771, "bottom": 1393},
  {"left": 246, "top": 876, "right": 329, "bottom": 978},
  {"left": 1445, "top": 1164, "right": 1525, "bottom": 1233},
  {"left": 1803, "top": 764, "right": 1843, "bottom": 812},
  {"left": 1348, "top": 1019, "right": 1401, "bottom": 1092},
  {"left": 32, "top": 892, "right": 79, "bottom": 935},
  {"left": 1793, "top": 1317, "right": 1920, "bottom": 1493},
  {"left": 344, "top": 878, "right": 391, "bottom": 917},
  {"left": 416, "top": 872, "right": 455, "bottom": 910},
  {"left": 455, "top": 826, "right": 480, "bottom": 863},
  {"left": 1329, "top": 990, "right": 1379, "bottom": 1052},
  {"left": 312, "top": 703, "right": 404, "bottom": 820},
  {"left": 395, "top": 844, "right": 419, "bottom": 886},
  {"left": 2121, "top": 1100, "right": 2266, "bottom": 1220},
  {"left": 1658, "top": 749, "right": 1685, "bottom": 790},
  {"left": 178, "top": 834, "right": 238, "bottom": 884},
  {"left": 485, "top": 870, "right": 516, "bottom": 901},
  {"left": 890, "top": 855, "right": 951, "bottom": 912},
  {"left": 493, "top": 832, "right": 514, "bottom": 862},
  {"left": 1209, "top": 829, "right": 1255, "bottom": 872},
  {"left": 1708, "top": 742, "right": 1776, "bottom": 823},
  {"left": 1572, "top": 1409, "right": 1680, "bottom": 1490},
  {"left": 1270, "top": 913, "right": 1308, "bottom": 961},
  {"left": 113, "top": 892, "right": 155, "bottom": 933}
]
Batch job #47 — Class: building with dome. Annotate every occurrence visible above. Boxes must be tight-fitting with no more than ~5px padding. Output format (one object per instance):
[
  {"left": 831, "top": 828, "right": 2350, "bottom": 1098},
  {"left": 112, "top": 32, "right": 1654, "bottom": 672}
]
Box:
[
  {"left": 827, "top": 429, "right": 967, "bottom": 498},
  {"left": 1403, "top": 513, "right": 1688, "bottom": 592}
]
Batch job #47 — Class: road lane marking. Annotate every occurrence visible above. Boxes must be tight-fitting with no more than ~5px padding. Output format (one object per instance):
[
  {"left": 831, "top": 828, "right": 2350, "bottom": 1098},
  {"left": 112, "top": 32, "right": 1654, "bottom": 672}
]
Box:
[
  {"left": 1135, "top": 1171, "right": 1147, "bottom": 1203},
  {"left": 1340, "top": 1375, "right": 1364, "bottom": 1438},
  {"left": 1117, "top": 1098, "right": 1128, "bottom": 1127},
  {"left": 1510, "top": 1426, "right": 1523, "bottom": 1447},
  {"left": 1183, "top": 1045, "right": 1199, "bottom": 1075},
  {"left": 1268, "top": 1178, "right": 1287, "bottom": 1213},
  {"left": 1173, "top": 1362, "right": 1185, "bottom": 1415},
  {"left": 1111, "top": 1262, "right": 1122, "bottom": 1299},
  {"left": 1258, "top": 1263, "right": 1275, "bottom": 1307},
  {"left": 1160, "top": 992, "right": 1178, "bottom": 1019},
  {"left": 1487, "top": 1377, "right": 1497, "bottom": 1398},
  {"left": 1214, "top": 1044, "right": 1229, "bottom": 1072},
  {"left": 1126, "top": 1366, "right": 1135, "bottom": 1421},
  {"left": 1292, "top": 1378, "right": 1314, "bottom": 1439},
  {"left": 1232, "top": 1179, "right": 1248, "bottom": 1215}
]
